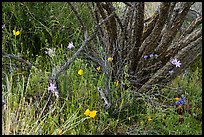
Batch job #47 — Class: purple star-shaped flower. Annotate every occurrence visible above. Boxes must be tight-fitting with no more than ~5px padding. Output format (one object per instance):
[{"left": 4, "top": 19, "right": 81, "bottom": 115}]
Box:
[
  {"left": 170, "top": 58, "right": 178, "bottom": 65},
  {"left": 170, "top": 58, "right": 181, "bottom": 68},
  {"left": 144, "top": 55, "right": 148, "bottom": 59},
  {"left": 67, "top": 42, "right": 74, "bottom": 49},
  {"left": 175, "top": 60, "right": 181, "bottom": 68},
  {"left": 48, "top": 83, "right": 57, "bottom": 92}
]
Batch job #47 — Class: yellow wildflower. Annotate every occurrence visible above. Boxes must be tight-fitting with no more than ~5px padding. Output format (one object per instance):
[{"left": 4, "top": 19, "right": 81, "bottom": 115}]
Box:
[
  {"left": 175, "top": 97, "right": 180, "bottom": 101},
  {"left": 107, "top": 57, "right": 113, "bottom": 62},
  {"left": 114, "top": 80, "right": 119, "bottom": 86},
  {"left": 78, "top": 69, "right": 83, "bottom": 75},
  {"left": 84, "top": 109, "right": 91, "bottom": 116},
  {"left": 96, "top": 66, "right": 101, "bottom": 71},
  {"left": 13, "top": 30, "right": 20, "bottom": 36},
  {"left": 60, "top": 117, "right": 64, "bottom": 123},
  {"left": 13, "top": 30, "right": 16, "bottom": 35},
  {"left": 58, "top": 128, "right": 62, "bottom": 135},
  {"left": 148, "top": 116, "right": 152, "bottom": 123},
  {"left": 128, "top": 117, "right": 131, "bottom": 121},
  {"left": 89, "top": 110, "right": 97, "bottom": 118}
]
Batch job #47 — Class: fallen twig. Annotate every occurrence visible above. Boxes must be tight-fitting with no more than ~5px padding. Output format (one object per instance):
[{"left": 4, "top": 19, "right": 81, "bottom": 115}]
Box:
[
  {"left": 2, "top": 51, "right": 33, "bottom": 69},
  {"left": 97, "top": 87, "right": 111, "bottom": 109}
]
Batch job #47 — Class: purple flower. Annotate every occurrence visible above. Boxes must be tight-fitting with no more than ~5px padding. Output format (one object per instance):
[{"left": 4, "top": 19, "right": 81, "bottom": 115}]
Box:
[
  {"left": 48, "top": 83, "right": 57, "bottom": 92},
  {"left": 169, "top": 70, "right": 174, "bottom": 74},
  {"left": 154, "top": 54, "right": 158, "bottom": 58},
  {"left": 67, "top": 42, "right": 74, "bottom": 49},
  {"left": 170, "top": 58, "right": 178, "bottom": 65},
  {"left": 170, "top": 58, "right": 181, "bottom": 68},
  {"left": 149, "top": 53, "right": 154, "bottom": 58},
  {"left": 144, "top": 55, "right": 148, "bottom": 59},
  {"left": 175, "top": 60, "right": 181, "bottom": 68},
  {"left": 48, "top": 83, "right": 59, "bottom": 98}
]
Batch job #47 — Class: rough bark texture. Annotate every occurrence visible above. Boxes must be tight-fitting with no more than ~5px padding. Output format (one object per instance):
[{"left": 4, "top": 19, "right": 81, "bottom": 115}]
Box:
[{"left": 76, "top": 2, "right": 202, "bottom": 113}]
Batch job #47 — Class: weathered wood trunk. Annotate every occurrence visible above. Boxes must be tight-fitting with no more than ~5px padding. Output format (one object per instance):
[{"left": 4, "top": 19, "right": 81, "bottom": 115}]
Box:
[{"left": 72, "top": 2, "right": 202, "bottom": 112}]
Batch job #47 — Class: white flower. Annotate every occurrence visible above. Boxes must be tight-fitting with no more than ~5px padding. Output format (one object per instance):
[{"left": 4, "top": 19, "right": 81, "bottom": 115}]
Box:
[
  {"left": 170, "top": 58, "right": 181, "bottom": 68},
  {"left": 170, "top": 58, "right": 178, "bottom": 65},
  {"left": 67, "top": 42, "right": 74, "bottom": 49},
  {"left": 175, "top": 60, "right": 181, "bottom": 67},
  {"left": 48, "top": 83, "right": 57, "bottom": 92},
  {"left": 45, "top": 48, "right": 55, "bottom": 57},
  {"left": 48, "top": 83, "right": 59, "bottom": 98},
  {"left": 2, "top": 24, "right": 5, "bottom": 29}
]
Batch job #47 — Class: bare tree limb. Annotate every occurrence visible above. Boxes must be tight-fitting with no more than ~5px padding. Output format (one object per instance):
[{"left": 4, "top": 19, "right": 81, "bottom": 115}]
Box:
[
  {"left": 97, "top": 87, "right": 111, "bottom": 109},
  {"left": 181, "top": 16, "right": 202, "bottom": 37},
  {"left": 56, "top": 10, "right": 116, "bottom": 78},
  {"left": 123, "top": 2, "right": 133, "bottom": 8},
  {"left": 129, "top": 2, "right": 144, "bottom": 73},
  {"left": 2, "top": 51, "right": 33, "bottom": 69},
  {"left": 138, "top": 36, "right": 201, "bottom": 93},
  {"left": 67, "top": 2, "right": 87, "bottom": 38},
  {"left": 136, "top": 2, "right": 171, "bottom": 72}
]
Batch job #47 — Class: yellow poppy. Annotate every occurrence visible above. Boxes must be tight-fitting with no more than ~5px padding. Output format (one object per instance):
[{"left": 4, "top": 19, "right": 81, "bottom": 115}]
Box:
[
  {"left": 114, "top": 80, "right": 119, "bottom": 86},
  {"left": 89, "top": 110, "right": 97, "bottom": 118},
  {"left": 78, "top": 69, "right": 83, "bottom": 75},
  {"left": 61, "top": 117, "right": 64, "bottom": 123},
  {"left": 107, "top": 57, "right": 113, "bottom": 62},
  {"left": 84, "top": 109, "right": 91, "bottom": 116},
  {"left": 96, "top": 66, "right": 100, "bottom": 71},
  {"left": 58, "top": 128, "right": 62, "bottom": 135},
  {"left": 16, "top": 31, "right": 20, "bottom": 36},
  {"left": 175, "top": 97, "right": 180, "bottom": 101},
  {"left": 13, "top": 30, "right": 20, "bottom": 36},
  {"left": 148, "top": 116, "right": 152, "bottom": 123},
  {"left": 128, "top": 117, "right": 131, "bottom": 121}
]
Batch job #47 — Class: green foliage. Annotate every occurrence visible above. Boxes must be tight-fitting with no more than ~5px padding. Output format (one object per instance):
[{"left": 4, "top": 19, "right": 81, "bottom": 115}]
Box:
[
  {"left": 2, "top": 2, "right": 94, "bottom": 64},
  {"left": 189, "top": 55, "right": 202, "bottom": 78},
  {"left": 2, "top": 2, "right": 202, "bottom": 135}
]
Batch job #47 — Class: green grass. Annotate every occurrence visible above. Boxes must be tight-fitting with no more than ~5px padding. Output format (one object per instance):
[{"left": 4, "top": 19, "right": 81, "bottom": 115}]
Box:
[
  {"left": 2, "top": 57, "right": 202, "bottom": 135},
  {"left": 2, "top": 2, "right": 202, "bottom": 135}
]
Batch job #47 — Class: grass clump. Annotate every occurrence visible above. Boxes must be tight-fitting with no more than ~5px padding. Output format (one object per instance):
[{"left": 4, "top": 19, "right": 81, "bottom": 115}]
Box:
[{"left": 2, "top": 2, "right": 202, "bottom": 135}]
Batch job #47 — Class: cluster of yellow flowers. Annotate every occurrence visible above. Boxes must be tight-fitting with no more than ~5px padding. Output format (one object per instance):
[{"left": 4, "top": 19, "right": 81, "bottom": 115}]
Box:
[
  {"left": 78, "top": 57, "right": 113, "bottom": 76},
  {"left": 13, "top": 29, "right": 20, "bottom": 36},
  {"left": 84, "top": 109, "right": 97, "bottom": 118}
]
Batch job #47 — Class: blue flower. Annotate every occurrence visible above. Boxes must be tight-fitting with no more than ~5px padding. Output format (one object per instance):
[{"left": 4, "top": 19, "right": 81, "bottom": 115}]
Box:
[
  {"left": 154, "top": 54, "right": 158, "bottom": 58},
  {"left": 175, "top": 97, "right": 186, "bottom": 105},
  {"left": 149, "top": 53, "right": 154, "bottom": 58},
  {"left": 144, "top": 55, "right": 148, "bottom": 59}
]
